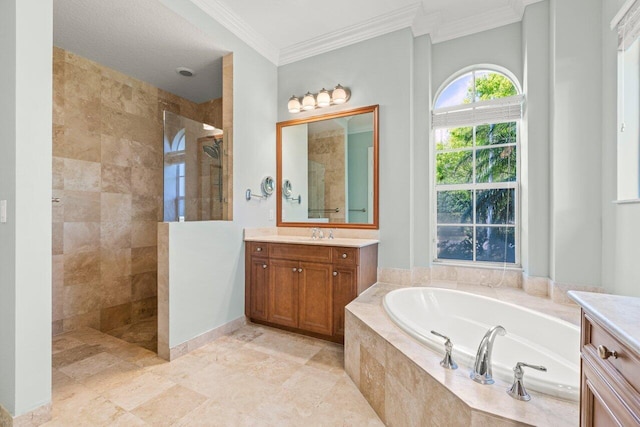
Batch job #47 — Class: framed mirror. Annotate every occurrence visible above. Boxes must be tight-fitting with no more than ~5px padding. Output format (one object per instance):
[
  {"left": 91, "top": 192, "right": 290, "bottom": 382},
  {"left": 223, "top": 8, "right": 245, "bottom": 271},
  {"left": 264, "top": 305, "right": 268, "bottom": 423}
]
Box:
[{"left": 277, "top": 104, "right": 379, "bottom": 229}]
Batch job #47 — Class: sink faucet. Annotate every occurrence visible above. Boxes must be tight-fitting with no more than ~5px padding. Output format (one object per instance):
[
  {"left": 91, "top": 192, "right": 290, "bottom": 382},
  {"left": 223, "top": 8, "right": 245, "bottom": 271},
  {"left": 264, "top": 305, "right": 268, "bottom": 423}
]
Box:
[
  {"left": 470, "top": 325, "right": 506, "bottom": 384},
  {"left": 318, "top": 229, "right": 325, "bottom": 239},
  {"left": 311, "top": 228, "right": 318, "bottom": 239}
]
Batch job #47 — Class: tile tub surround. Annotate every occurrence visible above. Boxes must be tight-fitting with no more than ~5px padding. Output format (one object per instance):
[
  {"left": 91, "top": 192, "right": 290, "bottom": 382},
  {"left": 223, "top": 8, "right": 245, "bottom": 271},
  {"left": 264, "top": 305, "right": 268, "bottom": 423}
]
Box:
[
  {"left": 377, "top": 265, "right": 604, "bottom": 305},
  {"left": 45, "top": 324, "right": 382, "bottom": 426},
  {"left": 52, "top": 47, "right": 222, "bottom": 337},
  {"left": 345, "top": 282, "right": 580, "bottom": 426}
]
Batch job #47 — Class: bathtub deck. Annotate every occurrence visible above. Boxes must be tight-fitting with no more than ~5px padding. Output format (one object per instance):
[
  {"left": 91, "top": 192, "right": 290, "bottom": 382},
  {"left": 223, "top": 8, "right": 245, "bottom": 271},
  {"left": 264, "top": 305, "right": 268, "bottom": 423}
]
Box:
[{"left": 345, "top": 281, "right": 580, "bottom": 426}]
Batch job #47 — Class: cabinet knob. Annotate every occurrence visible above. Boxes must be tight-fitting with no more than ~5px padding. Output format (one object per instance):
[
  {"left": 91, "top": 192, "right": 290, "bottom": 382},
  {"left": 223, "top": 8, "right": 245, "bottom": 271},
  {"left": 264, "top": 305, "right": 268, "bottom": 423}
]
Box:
[
  {"left": 298, "top": 268, "right": 303, "bottom": 273},
  {"left": 333, "top": 271, "right": 338, "bottom": 276},
  {"left": 598, "top": 345, "right": 619, "bottom": 360},
  {"left": 262, "top": 264, "right": 267, "bottom": 269},
  {"left": 292, "top": 267, "right": 298, "bottom": 272},
  {"left": 342, "top": 253, "right": 347, "bottom": 259},
  {"left": 256, "top": 247, "right": 262, "bottom": 252}
]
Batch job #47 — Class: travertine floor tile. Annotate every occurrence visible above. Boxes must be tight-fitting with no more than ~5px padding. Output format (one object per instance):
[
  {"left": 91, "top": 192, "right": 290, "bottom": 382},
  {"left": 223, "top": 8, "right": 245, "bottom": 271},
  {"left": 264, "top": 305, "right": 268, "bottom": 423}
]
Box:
[
  {"left": 59, "top": 351, "right": 122, "bottom": 382},
  {"left": 51, "top": 335, "right": 84, "bottom": 354},
  {"left": 101, "top": 372, "right": 176, "bottom": 411},
  {"left": 130, "top": 384, "right": 208, "bottom": 425},
  {"left": 173, "top": 399, "right": 264, "bottom": 427},
  {"left": 245, "top": 330, "right": 324, "bottom": 364},
  {"left": 48, "top": 324, "right": 381, "bottom": 426}
]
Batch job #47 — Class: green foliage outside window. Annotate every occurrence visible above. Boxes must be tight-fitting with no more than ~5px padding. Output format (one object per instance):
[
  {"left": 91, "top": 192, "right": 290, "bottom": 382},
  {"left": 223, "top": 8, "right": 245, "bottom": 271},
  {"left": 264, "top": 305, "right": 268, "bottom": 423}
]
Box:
[{"left": 435, "top": 71, "right": 518, "bottom": 263}]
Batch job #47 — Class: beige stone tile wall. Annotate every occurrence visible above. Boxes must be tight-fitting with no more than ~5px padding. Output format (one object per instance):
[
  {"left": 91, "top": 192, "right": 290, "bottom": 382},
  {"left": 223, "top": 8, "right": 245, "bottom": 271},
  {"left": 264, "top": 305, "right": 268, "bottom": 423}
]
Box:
[
  {"left": 52, "top": 47, "right": 221, "bottom": 337},
  {"left": 308, "top": 128, "right": 346, "bottom": 222}
]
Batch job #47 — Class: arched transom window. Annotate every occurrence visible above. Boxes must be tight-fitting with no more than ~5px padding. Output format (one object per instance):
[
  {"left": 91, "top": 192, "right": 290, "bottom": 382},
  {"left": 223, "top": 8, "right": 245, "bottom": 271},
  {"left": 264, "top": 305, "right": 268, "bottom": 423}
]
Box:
[{"left": 432, "top": 68, "right": 523, "bottom": 264}]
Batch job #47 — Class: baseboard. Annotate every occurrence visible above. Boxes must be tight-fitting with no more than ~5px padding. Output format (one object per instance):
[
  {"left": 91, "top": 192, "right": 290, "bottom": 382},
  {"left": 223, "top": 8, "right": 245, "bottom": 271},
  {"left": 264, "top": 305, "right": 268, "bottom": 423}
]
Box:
[
  {"left": 0, "top": 402, "right": 51, "bottom": 427},
  {"left": 158, "top": 316, "right": 247, "bottom": 361}
]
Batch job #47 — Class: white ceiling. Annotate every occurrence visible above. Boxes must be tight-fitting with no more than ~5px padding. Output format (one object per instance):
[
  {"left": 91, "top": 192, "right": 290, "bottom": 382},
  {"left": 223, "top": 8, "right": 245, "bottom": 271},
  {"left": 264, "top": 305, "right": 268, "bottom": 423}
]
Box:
[
  {"left": 191, "top": 0, "right": 544, "bottom": 65},
  {"left": 53, "top": 0, "right": 543, "bottom": 102},
  {"left": 53, "top": 0, "right": 226, "bottom": 103}
]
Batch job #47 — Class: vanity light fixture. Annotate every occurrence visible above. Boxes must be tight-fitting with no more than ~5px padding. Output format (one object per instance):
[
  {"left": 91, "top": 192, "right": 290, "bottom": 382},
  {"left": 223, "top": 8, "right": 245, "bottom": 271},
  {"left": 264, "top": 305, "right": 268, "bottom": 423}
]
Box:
[{"left": 287, "top": 84, "right": 351, "bottom": 113}]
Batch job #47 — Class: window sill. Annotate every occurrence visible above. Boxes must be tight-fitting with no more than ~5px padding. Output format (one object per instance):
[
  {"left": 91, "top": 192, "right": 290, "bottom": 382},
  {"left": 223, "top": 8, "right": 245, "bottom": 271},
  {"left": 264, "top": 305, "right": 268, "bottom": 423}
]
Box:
[
  {"left": 613, "top": 198, "right": 640, "bottom": 205},
  {"left": 432, "top": 260, "right": 523, "bottom": 272}
]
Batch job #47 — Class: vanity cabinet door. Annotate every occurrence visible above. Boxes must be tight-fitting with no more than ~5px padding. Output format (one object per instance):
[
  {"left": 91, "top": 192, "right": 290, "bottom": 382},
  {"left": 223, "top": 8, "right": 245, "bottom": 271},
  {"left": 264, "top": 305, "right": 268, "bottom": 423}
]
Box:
[
  {"left": 248, "top": 257, "right": 269, "bottom": 321},
  {"left": 268, "top": 259, "right": 299, "bottom": 328},
  {"left": 581, "top": 356, "right": 639, "bottom": 426},
  {"left": 298, "top": 262, "right": 333, "bottom": 336},
  {"left": 332, "top": 266, "right": 357, "bottom": 338}
]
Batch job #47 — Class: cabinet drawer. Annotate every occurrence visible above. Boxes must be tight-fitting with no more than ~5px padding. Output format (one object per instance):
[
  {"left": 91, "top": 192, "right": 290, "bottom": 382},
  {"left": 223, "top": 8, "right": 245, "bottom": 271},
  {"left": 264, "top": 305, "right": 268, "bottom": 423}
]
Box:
[
  {"left": 270, "top": 243, "right": 332, "bottom": 263},
  {"left": 583, "top": 313, "right": 640, "bottom": 397},
  {"left": 332, "top": 247, "right": 358, "bottom": 266},
  {"left": 248, "top": 242, "right": 269, "bottom": 257}
]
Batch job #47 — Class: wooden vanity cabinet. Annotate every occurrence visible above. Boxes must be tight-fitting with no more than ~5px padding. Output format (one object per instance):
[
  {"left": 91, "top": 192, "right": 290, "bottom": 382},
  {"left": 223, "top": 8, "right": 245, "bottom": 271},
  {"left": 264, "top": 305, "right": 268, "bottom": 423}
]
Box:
[
  {"left": 245, "top": 241, "right": 377, "bottom": 343},
  {"left": 579, "top": 311, "right": 640, "bottom": 426}
]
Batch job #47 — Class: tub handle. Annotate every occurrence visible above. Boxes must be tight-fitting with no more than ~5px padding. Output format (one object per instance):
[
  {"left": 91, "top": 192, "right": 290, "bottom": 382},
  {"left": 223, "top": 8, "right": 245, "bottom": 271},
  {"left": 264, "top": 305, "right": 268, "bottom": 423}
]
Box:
[
  {"left": 430, "top": 330, "right": 458, "bottom": 370},
  {"left": 507, "top": 362, "right": 547, "bottom": 401}
]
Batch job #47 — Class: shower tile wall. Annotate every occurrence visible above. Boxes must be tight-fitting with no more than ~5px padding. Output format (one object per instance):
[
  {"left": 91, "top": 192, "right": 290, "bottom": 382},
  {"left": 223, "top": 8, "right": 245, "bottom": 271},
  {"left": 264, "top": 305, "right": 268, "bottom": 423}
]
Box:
[
  {"left": 308, "top": 129, "right": 346, "bottom": 222},
  {"left": 52, "top": 47, "right": 221, "bottom": 336}
]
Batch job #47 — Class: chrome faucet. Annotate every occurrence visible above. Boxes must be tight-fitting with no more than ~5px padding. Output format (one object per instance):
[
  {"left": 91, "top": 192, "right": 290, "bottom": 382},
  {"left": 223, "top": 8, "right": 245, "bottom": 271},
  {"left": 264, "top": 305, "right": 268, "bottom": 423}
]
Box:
[
  {"left": 311, "top": 227, "right": 318, "bottom": 239},
  {"left": 470, "top": 325, "right": 506, "bottom": 384}
]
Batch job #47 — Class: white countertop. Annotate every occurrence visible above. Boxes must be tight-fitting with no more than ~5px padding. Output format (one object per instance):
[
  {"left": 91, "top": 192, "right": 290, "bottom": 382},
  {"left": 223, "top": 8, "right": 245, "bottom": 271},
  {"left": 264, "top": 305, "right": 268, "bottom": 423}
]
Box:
[
  {"left": 244, "top": 234, "right": 379, "bottom": 248},
  {"left": 569, "top": 291, "right": 640, "bottom": 356}
]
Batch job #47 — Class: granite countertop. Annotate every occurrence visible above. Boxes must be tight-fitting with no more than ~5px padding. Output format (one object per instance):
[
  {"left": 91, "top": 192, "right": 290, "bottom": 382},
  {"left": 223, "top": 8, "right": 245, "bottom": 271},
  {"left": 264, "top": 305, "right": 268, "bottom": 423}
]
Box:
[
  {"left": 569, "top": 291, "right": 640, "bottom": 355},
  {"left": 244, "top": 234, "right": 379, "bottom": 248}
]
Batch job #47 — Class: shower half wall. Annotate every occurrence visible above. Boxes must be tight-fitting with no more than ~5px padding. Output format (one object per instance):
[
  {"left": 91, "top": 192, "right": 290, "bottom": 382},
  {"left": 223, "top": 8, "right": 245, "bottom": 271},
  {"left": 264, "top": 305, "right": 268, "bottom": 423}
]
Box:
[{"left": 52, "top": 47, "right": 222, "bottom": 349}]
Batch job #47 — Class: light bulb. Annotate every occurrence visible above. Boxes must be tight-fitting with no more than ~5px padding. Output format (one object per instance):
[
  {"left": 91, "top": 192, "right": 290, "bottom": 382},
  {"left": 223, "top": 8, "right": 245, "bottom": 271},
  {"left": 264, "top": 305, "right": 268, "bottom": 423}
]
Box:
[
  {"left": 288, "top": 95, "right": 301, "bottom": 113},
  {"left": 331, "top": 84, "right": 348, "bottom": 105},
  {"left": 317, "top": 89, "right": 331, "bottom": 107},
  {"left": 302, "top": 92, "right": 316, "bottom": 111}
]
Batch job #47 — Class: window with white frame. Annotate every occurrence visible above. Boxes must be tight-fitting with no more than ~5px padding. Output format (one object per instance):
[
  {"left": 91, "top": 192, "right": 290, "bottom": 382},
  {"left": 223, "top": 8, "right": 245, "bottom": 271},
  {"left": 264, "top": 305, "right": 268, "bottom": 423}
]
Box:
[{"left": 432, "top": 68, "right": 523, "bottom": 264}]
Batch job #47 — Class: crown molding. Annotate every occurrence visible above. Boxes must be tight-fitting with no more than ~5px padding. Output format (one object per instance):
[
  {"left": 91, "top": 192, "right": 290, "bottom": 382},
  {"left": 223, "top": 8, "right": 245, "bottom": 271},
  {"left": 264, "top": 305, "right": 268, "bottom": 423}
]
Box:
[
  {"left": 189, "top": 0, "right": 280, "bottom": 65},
  {"left": 413, "top": 0, "right": 545, "bottom": 44},
  {"left": 278, "top": 3, "right": 421, "bottom": 65},
  {"left": 190, "top": 0, "right": 545, "bottom": 66}
]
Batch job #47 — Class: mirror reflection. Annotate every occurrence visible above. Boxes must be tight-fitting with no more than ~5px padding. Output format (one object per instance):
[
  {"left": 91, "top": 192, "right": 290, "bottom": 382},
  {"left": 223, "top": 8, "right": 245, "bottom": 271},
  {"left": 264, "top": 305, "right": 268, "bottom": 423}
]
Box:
[
  {"left": 278, "top": 105, "right": 378, "bottom": 228},
  {"left": 163, "top": 111, "right": 228, "bottom": 221}
]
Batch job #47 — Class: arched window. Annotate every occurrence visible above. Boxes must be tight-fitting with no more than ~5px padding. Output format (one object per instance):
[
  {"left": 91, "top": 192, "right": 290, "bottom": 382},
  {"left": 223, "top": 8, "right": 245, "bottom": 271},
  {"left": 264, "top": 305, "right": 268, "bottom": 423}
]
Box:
[
  {"left": 164, "top": 129, "right": 186, "bottom": 221},
  {"left": 432, "top": 67, "right": 522, "bottom": 264}
]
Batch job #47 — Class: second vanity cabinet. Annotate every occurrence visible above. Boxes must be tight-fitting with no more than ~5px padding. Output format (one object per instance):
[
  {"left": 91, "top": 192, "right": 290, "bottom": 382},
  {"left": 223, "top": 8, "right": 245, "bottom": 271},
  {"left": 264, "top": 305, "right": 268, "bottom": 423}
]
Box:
[
  {"left": 570, "top": 292, "right": 640, "bottom": 426},
  {"left": 245, "top": 240, "right": 378, "bottom": 342}
]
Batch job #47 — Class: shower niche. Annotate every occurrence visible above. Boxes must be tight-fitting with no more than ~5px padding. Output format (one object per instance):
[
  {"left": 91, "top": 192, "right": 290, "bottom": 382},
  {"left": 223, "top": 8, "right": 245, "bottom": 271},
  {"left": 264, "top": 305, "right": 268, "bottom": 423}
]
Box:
[{"left": 163, "top": 110, "right": 230, "bottom": 221}]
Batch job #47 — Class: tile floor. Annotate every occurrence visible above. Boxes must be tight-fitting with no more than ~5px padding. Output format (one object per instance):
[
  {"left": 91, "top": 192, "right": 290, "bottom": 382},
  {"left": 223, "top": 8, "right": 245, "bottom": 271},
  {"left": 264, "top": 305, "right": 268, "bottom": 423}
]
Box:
[
  {"left": 46, "top": 324, "right": 383, "bottom": 426},
  {"left": 104, "top": 317, "right": 158, "bottom": 353}
]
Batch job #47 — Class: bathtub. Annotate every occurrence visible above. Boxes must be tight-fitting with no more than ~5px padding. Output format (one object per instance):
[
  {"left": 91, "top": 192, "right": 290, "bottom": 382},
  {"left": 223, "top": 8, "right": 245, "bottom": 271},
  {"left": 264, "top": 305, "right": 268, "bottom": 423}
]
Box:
[{"left": 383, "top": 287, "right": 580, "bottom": 401}]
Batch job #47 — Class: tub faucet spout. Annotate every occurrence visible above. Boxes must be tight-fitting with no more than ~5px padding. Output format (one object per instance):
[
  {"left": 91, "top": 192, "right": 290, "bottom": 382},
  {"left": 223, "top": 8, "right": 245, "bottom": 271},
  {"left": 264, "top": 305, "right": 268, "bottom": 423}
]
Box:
[{"left": 470, "top": 325, "right": 506, "bottom": 385}]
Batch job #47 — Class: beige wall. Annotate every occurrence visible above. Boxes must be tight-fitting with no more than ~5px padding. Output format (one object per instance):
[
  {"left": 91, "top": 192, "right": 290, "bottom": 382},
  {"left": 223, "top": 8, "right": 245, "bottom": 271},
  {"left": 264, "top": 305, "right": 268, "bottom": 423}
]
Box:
[{"left": 52, "top": 47, "right": 221, "bottom": 335}]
